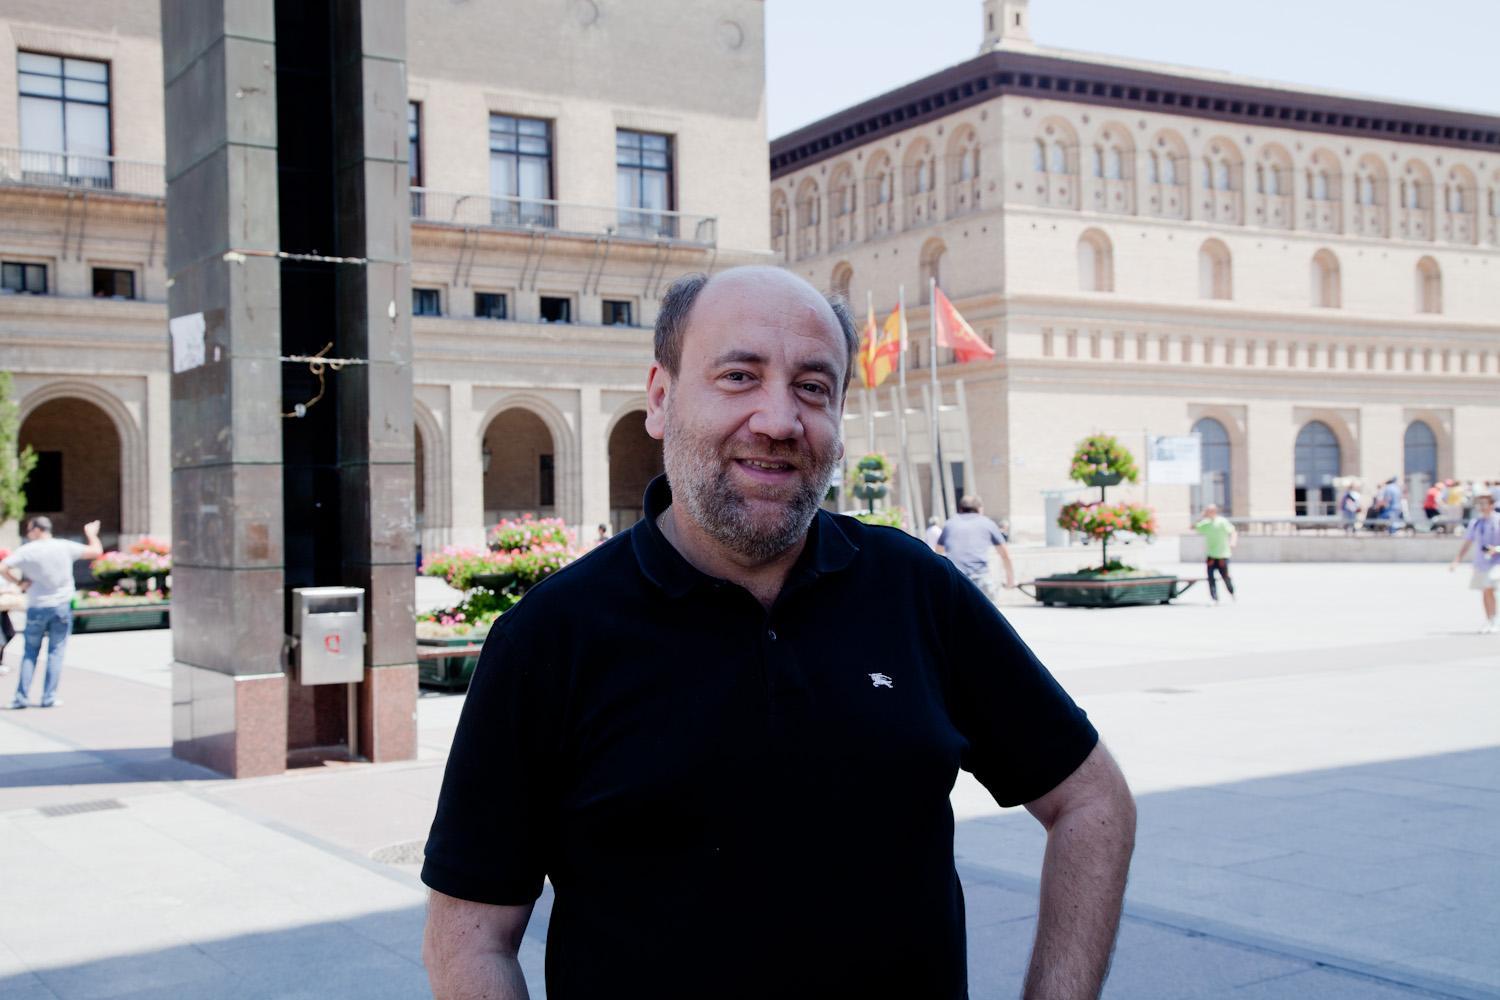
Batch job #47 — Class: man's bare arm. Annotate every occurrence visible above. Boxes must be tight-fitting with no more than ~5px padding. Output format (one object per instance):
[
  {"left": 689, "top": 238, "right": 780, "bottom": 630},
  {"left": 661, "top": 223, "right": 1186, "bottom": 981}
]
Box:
[
  {"left": 0, "top": 565, "right": 20, "bottom": 585},
  {"left": 423, "top": 891, "right": 535, "bottom": 1000},
  {"left": 1021, "top": 742, "right": 1136, "bottom": 1000},
  {"left": 80, "top": 520, "right": 104, "bottom": 560},
  {"left": 996, "top": 543, "right": 1016, "bottom": 588}
]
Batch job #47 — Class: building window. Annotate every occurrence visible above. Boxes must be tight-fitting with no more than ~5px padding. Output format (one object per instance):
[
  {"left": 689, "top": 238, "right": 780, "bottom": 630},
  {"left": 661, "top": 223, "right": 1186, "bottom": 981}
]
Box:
[
  {"left": 1, "top": 262, "right": 48, "bottom": 294},
  {"left": 616, "top": 130, "right": 674, "bottom": 237},
  {"left": 1077, "top": 230, "right": 1113, "bottom": 293},
  {"left": 475, "top": 292, "right": 507, "bottom": 320},
  {"left": 408, "top": 101, "right": 422, "bottom": 187},
  {"left": 91, "top": 267, "right": 135, "bottom": 299},
  {"left": 539, "top": 296, "right": 572, "bottom": 323},
  {"left": 1415, "top": 257, "right": 1442, "bottom": 314},
  {"left": 490, "top": 114, "right": 553, "bottom": 226},
  {"left": 412, "top": 288, "right": 442, "bottom": 316},
  {"left": 1403, "top": 421, "right": 1438, "bottom": 486},
  {"left": 538, "top": 454, "right": 555, "bottom": 507},
  {"left": 1198, "top": 240, "right": 1232, "bottom": 300},
  {"left": 18, "top": 52, "right": 111, "bottom": 186},
  {"left": 602, "top": 299, "right": 634, "bottom": 326},
  {"left": 1310, "top": 249, "right": 1341, "bottom": 308},
  {"left": 26, "top": 452, "right": 63, "bottom": 512}
]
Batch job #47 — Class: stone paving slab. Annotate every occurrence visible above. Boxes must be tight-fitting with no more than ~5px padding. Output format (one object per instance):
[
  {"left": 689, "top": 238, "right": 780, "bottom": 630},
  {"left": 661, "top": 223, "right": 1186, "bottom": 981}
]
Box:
[{"left": 0, "top": 564, "right": 1496, "bottom": 999}]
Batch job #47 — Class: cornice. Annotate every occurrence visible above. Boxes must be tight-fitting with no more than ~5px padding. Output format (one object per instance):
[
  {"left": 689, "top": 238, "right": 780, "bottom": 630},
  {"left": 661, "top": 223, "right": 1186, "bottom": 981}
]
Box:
[{"left": 770, "top": 49, "right": 1500, "bottom": 179}]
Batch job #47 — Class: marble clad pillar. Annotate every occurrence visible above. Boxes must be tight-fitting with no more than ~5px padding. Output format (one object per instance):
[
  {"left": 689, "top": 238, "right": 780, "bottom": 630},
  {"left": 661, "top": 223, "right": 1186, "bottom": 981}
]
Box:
[{"left": 163, "top": 0, "right": 288, "bottom": 777}]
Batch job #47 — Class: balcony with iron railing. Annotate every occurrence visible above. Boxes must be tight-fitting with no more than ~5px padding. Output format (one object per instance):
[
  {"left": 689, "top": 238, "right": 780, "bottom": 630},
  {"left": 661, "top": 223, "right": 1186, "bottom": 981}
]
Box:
[
  {"left": 0, "top": 146, "right": 164, "bottom": 199},
  {"left": 410, "top": 189, "right": 716, "bottom": 246}
]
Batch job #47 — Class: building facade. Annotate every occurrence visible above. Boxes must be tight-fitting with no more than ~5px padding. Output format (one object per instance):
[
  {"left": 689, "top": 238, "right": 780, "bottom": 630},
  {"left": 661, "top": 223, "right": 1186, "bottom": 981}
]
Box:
[
  {"left": 770, "top": 0, "right": 1500, "bottom": 537},
  {"left": 0, "top": 0, "right": 769, "bottom": 551}
]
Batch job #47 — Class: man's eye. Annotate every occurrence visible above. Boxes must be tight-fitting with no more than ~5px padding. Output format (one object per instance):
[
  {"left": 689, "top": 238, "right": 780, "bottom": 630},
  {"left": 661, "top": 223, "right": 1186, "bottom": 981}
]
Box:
[
  {"left": 723, "top": 371, "right": 750, "bottom": 382},
  {"left": 800, "top": 382, "right": 829, "bottom": 395}
]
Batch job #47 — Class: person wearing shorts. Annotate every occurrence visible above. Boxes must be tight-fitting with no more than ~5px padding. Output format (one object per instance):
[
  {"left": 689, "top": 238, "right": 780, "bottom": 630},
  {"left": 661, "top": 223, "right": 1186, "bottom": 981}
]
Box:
[{"left": 1450, "top": 493, "right": 1500, "bottom": 634}]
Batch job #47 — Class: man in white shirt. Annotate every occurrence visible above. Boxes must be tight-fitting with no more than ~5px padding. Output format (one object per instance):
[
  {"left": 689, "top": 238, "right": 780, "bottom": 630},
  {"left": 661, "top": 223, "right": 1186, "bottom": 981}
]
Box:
[{"left": 1, "top": 516, "right": 103, "bottom": 708}]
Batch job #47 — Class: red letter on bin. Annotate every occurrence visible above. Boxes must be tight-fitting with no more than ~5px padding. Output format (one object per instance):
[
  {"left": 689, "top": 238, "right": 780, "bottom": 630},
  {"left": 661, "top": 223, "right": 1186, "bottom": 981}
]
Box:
[{"left": 324, "top": 633, "right": 342, "bottom": 655}]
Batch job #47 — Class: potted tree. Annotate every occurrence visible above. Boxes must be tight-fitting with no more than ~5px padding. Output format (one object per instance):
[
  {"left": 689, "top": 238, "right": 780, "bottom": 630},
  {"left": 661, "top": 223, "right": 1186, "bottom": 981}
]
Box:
[{"left": 1031, "top": 436, "right": 1182, "bottom": 608}]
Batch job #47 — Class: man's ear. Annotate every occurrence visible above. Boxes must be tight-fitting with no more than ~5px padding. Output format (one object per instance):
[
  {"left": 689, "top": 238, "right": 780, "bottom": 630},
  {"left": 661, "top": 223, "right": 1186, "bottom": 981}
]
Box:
[{"left": 644, "top": 363, "right": 669, "bottom": 441}]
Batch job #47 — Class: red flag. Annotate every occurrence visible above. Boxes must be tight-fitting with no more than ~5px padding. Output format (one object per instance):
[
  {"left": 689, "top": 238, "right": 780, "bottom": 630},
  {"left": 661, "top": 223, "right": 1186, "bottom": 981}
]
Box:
[{"left": 933, "top": 287, "right": 995, "bottom": 363}]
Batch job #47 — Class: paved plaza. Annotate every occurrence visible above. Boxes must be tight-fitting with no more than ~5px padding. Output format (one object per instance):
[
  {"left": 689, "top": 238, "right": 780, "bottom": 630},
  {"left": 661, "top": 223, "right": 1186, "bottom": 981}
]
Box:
[{"left": 0, "top": 560, "right": 1496, "bottom": 999}]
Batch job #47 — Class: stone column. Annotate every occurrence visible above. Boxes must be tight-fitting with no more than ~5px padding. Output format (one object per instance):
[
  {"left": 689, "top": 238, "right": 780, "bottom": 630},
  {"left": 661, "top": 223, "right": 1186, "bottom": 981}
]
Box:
[
  {"left": 578, "top": 385, "right": 610, "bottom": 533},
  {"left": 447, "top": 381, "right": 486, "bottom": 548},
  {"left": 332, "top": 0, "right": 418, "bottom": 763},
  {"left": 163, "top": 0, "right": 288, "bottom": 778},
  {"left": 146, "top": 372, "right": 172, "bottom": 540}
]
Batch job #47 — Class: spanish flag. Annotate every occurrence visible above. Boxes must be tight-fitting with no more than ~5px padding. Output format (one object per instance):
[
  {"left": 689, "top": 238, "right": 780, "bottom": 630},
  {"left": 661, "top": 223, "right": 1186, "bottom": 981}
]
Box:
[
  {"left": 867, "top": 304, "right": 902, "bottom": 387},
  {"left": 933, "top": 287, "right": 995, "bottom": 363},
  {"left": 859, "top": 304, "right": 880, "bottom": 387}
]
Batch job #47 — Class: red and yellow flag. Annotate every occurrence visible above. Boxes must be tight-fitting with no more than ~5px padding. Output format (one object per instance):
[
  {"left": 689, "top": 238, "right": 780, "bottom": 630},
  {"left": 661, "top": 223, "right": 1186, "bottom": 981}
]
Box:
[
  {"left": 867, "top": 304, "right": 902, "bottom": 387},
  {"left": 933, "top": 287, "right": 995, "bottom": 363},
  {"left": 858, "top": 305, "right": 880, "bottom": 387}
]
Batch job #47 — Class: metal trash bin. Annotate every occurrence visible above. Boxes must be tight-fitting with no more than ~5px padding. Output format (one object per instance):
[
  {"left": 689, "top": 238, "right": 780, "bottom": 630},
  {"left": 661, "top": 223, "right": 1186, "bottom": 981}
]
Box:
[
  {"left": 292, "top": 586, "right": 365, "bottom": 685},
  {"left": 1042, "top": 490, "right": 1072, "bottom": 548}
]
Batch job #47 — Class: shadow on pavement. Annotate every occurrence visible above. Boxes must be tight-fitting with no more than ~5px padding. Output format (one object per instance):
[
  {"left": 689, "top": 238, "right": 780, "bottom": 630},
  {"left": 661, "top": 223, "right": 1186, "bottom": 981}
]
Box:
[{"left": 0, "top": 747, "right": 222, "bottom": 787}]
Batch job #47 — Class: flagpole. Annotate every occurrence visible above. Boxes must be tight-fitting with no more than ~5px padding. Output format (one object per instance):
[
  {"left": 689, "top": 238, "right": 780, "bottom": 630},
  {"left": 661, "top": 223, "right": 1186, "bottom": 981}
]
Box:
[
  {"left": 928, "top": 277, "right": 952, "bottom": 520},
  {"left": 895, "top": 285, "right": 921, "bottom": 534},
  {"left": 864, "top": 291, "right": 877, "bottom": 458}
]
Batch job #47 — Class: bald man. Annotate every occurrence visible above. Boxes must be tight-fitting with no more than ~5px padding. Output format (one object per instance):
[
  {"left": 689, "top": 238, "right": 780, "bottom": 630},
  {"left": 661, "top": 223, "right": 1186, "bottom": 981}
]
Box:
[{"left": 421, "top": 267, "right": 1134, "bottom": 1000}]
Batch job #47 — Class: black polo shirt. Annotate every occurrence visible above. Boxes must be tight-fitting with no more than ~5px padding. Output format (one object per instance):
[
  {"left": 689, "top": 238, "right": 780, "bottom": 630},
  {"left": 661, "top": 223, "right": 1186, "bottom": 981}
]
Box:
[{"left": 423, "top": 475, "right": 1097, "bottom": 999}]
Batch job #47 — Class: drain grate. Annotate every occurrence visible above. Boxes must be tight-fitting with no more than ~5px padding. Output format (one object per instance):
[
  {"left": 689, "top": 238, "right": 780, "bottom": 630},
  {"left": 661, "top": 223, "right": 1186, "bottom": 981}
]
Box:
[
  {"left": 370, "top": 840, "right": 426, "bottom": 865},
  {"left": 39, "top": 798, "right": 126, "bottom": 818}
]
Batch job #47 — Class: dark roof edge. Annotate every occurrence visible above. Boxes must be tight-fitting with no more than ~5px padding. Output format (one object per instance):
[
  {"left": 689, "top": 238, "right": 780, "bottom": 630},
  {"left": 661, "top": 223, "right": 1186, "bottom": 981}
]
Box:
[{"left": 769, "top": 49, "right": 1500, "bottom": 179}]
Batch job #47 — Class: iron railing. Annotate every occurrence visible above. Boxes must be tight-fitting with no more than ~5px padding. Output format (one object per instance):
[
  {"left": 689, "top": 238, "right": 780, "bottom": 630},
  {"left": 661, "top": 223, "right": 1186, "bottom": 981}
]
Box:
[
  {"left": 0, "top": 146, "right": 164, "bottom": 198},
  {"left": 411, "top": 188, "right": 717, "bottom": 246}
]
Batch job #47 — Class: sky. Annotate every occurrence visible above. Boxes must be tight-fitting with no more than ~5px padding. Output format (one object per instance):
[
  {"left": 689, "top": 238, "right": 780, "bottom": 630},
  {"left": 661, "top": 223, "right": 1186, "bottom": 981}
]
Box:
[{"left": 765, "top": 0, "right": 1499, "bottom": 140}]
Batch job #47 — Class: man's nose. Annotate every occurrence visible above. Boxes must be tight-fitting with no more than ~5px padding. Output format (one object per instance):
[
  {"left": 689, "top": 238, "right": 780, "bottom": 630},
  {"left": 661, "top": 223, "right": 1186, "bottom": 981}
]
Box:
[{"left": 746, "top": 386, "right": 802, "bottom": 441}]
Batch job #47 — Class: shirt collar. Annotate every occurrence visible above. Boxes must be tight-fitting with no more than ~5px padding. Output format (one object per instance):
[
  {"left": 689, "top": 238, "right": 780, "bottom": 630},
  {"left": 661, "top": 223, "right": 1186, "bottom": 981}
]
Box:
[{"left": 631, "top": 474, "right": 860, "bottom": 599}]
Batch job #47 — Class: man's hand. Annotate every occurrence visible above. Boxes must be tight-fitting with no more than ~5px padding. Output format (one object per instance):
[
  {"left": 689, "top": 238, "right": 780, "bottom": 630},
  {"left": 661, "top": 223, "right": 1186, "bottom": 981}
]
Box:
[
  {"left": 83, "top": 520, "right": 101, "bottom": 537},
  {"left": 1022, "top": 743, "right": 1136, "bottom": 1000},
  {"left": 424, "top": 891, "right": 534, "bottom": 999}
]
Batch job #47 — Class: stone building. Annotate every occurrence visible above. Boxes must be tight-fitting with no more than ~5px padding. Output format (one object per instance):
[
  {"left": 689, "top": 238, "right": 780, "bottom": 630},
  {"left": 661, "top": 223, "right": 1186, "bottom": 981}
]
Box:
[
  {"left": 770, "top": 0, "right": 1500, "bottom": 537},
  {"left": 0, "top": 0, "right": 768, "bottom": 551}
]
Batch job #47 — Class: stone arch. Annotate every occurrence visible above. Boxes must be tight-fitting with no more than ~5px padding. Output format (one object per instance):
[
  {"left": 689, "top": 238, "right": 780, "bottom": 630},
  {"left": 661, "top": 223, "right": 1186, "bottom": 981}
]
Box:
[
  {"left": 1415, "top": 255, "right": 1441, "bottom": 314},
  {"left": 1252, "top": 143, "right": 1294, "bottom": 229},
  {"left": 1147, "top": 128, "right": 1188, "bottom": 219},
  {"left": 828, "top": 161, "right": 857, "bottom": 246},
  {"left": 1403, "top": 419, "right": 1438, "bottom": 487},
  {"left": 1401, "top": 408, "right": 1453, "bottom": 482},
  {"left": 1398, "top": 158, "right": 1435, "bottom": 240},
  {"left": 1188, "top": 404, "right": 1249, "bottom": 515},
  {"left": 605, "top": 404, "right": 662, "bottom": 534},
  {"left": 1036, "top": 116, "right": 1080, "bottom": 209},
  {"left": 1443, "top": 164, "right": 1478, "bottom": 243},
  {"left": 1302, "top": 147, "right": 1343, "bottom": 232},
  {"left": 1293, "top": 418, "right": 1347, "bottom": 516},
  {"left": 1310, "top": 248, "right": 1341, "bottom": 308},
  {"left": 830, "top": 260, "right": 853, "bottom": 301},
  {"left": 1200, "top": 135, "right": 1244, "bottom": 224},
  {"left": 918, "top": 238, "right": 945, "bottom": 303},
  {"left": 1089, "top": 120, "right": 1135, "bottom": 214},
  {"left": 794, "top": 176, "right": 821, "bottom": 259},
  {"left": 413, "top": 398, "right": 449, "bottom": 550},
  {"left": 1198, "top": 238, "right": 1232, "bottom": 300},
  {"left": 769, "top": 188, "right": 790, "bottom": 260},
  {"left": 944, "top": 123, "right": 982, "bottom": 217},
  {"left": 1191, "top": 416, "right": 1234, "bottom": 516},
  {"left": 902, "top": 136, "right": 938, "bottom": 227},
  {"left": 865, "top": 148, "right": 895, "bottom": 237},
  {"left": 1077, "top": 228, "right": 1113, "bottom": 293},
  {"left": 475, "top": 393, "right": 580, "bottom": 526},
  {"left": 1352, "top": 153, "right": 1389, "bottom": 237},
  {"left": 18, "top": 380, "right": 145, "bottom": 539}
]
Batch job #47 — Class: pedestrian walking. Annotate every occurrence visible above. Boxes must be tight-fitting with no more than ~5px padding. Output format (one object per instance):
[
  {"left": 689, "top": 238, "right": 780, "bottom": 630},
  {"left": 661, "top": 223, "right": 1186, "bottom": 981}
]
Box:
[
  {"left": 1449, "top": 492, "right": 1500, "bottom": 634},
  {"left": 422, "top": 267, "right": 1135, "bottom": 1000},
  {"left": 935, "top": 495, "right": 1017, "bottom": 598},
  {"left": 923, "top": 515, "right": 942, "bottom": 551},
  {"left": 0, "top": 517, "right": 103, "bottom": 708},
  {"left": 1193, "top": 504, "right": 1237, "bottom": 602},
  {"left": 1422, "top": 481, "right": 1442, "bottom": 524},
  {"left": 1338, "top": 482, "right": 1361, "bottom": 533}
]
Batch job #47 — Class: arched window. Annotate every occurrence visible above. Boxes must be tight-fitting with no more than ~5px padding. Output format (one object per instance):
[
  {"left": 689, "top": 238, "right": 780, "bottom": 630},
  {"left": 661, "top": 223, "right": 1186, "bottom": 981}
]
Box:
[
  {"left": 1403, "top": 420, "right": 1438, "bottom": 487},
  {"left": 1215, "top": 160, "right": 1231, "bottom": 192},
  {"left": 1294, "top": 420, "right": 1341, "bottom": 516},
  {"left": 1148, "top": 152, "right": 1160, "bottom": 184},
  {"left": 1077, "top": 229, "right": 1114, "bottom": 292},
  {"left": 1192, "top": 417, "right": 1232, "bottom": 515},
  {"left": 1050, "top": 142, "right": 1069, "bottom": 175},
  {"left": 1105, "top": 148, "right": 1122, "bottom": 180},
  {"left": 770, "top": 190, "right": 790, "bottom": 260},
  {"left": 1416, "top": 256, "right": 1442, "bottom": 314},
  {"left": 1033, "top": 140, "right": 1047, "bottom": 173},
  {"left": 1310, "top": 249, "right": 1341, "bottom": 308},
  {"left": 1162, "top": 154, "right": 1177, "bottom": 187},
  {"left": 1092, "top": 146, "right": 1104, "bottom": 178},
  {"left": 1198, "top": 239, "right": 1232, "bottom": 300},
  {"left": 1254, "top": 164, "right": 1265, "bottom": 194},
  {"left": 830, "top": 262, "right": 853, "bottom": 301},
  {"left": 794, "top": 178, "right": 821, "bottom": 259},
  {"left": 919, "top": 239, "right": 946, "bottom": 303}
]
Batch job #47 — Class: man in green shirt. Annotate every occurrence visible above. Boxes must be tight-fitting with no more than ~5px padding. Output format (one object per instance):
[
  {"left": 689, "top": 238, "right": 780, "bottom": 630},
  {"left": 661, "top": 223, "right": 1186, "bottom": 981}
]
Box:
[{"left": 1193, "top": 504, "right": 1237, "bottom": 603}]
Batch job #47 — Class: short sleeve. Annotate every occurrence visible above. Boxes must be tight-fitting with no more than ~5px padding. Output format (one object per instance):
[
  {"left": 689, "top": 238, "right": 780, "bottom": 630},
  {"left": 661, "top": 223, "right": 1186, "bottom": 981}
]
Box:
[
  {"left": 936, "top": 526, "right": 950, "bottom": 549},
  {"left": 67, "top": 541, "right": 88, "bottom": 560},
  {"left": 1465, "top": 520, "right": 1480, "bottom": 542},
  {"left": 938, "top": 562, "right": 1098, "bottom": 807},
  {"left": 0, "top": 551, "right": 16, "bottom": 568},
  {"left": 421, "top": 606, "right": 560, "bottom": 906},
  {"left": 986, "top": 519, "right": 1004, "bottom": 545}
]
